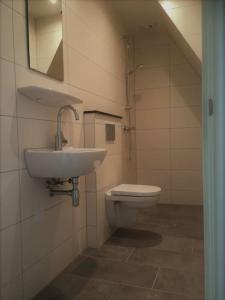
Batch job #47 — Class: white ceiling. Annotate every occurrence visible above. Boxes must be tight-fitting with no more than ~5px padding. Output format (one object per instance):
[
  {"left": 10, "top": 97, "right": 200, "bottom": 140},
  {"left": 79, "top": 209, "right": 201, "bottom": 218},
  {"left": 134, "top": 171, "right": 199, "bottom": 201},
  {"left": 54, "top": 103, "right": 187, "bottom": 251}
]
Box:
[{"left": 109, "top": 0, "right": 163, "bottom": 33}]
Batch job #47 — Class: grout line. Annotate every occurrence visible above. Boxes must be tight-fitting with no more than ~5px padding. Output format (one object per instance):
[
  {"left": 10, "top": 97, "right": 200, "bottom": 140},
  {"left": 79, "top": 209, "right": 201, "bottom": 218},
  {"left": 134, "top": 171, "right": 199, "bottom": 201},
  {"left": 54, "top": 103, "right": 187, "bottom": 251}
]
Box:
[
  {"left": 22, "top": 236, "right": 73, "bottom": 273},
  {"left": 125, "top": 247, "right": 135, "bottom": 262},
  {"left": 135, "top": 82, "right": 201, "bottom": 92},
  {"left": 11, "top": 5, "right": 26, "bottom": 298},
  {"left": 14, "top": 62, "right": 125, "bottom": 108},
  {"left": 65, "top": 43, "right": 124, "bottom": 82},
  {"left": 135, "top": 104, "right": 201, "bottom": 111},
  {"left": 152, "top": 267, "right": 160, "bottom": 289},
  {"left": 135, "top": 126, "right": 202, "bottom": 130}
]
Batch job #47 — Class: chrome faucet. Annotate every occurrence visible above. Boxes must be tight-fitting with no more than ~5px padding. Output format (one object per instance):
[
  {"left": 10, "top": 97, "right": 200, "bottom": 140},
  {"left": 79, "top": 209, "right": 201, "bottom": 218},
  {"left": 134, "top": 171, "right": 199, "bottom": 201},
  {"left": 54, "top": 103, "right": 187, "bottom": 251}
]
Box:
[{"left": 55, "top": 105, "right": 79, "bottom": 150}]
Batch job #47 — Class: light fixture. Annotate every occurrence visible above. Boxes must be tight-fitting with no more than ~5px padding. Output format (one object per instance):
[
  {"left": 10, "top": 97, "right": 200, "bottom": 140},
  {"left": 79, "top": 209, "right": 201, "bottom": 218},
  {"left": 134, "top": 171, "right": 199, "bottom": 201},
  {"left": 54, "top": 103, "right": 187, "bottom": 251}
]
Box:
[{"left": 49, "top": 0, "right": 57, "bottom": 4}]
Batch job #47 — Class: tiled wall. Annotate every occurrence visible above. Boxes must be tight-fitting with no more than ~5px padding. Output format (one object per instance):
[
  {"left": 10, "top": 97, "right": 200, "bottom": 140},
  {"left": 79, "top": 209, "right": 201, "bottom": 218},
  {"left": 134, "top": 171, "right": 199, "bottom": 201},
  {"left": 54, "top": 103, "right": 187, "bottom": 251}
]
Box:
[
  {"left": 0, "top": 0, "right": 130, "bottom": 299},
  {"left": 135, "top": 26, "right": 203, "bottom": 205},
  {"left": 85, "top": 113, "right": 136, "bottom": 248}
]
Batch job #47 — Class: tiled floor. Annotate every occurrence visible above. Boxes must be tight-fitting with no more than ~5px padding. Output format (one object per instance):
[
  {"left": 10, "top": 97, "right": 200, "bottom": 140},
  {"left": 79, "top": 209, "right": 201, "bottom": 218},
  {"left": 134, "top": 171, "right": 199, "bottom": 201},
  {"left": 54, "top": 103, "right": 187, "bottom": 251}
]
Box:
[{"left": 34, "top": 204, "right": 204, "bottom": 300}]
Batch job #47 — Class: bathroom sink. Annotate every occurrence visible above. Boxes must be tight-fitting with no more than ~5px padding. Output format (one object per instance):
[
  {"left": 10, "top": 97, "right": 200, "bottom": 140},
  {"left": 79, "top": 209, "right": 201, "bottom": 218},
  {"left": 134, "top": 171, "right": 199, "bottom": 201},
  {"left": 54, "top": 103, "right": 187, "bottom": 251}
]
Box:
[{"left": 25, "top": 147, "right": 107, "bottom": 178}]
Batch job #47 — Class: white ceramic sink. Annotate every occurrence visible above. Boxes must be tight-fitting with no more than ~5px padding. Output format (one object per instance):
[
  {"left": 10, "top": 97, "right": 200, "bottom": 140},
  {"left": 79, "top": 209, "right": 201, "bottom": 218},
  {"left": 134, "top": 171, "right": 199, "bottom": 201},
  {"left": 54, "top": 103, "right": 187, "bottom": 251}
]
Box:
[{"left": 25, "top": 147, "right": 107, "bottom": 178}]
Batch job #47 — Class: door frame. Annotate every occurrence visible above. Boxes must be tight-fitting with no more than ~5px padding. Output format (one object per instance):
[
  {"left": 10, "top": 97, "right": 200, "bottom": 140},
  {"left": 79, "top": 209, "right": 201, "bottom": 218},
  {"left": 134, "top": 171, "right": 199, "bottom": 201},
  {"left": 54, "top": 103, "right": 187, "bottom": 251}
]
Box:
[{"left": 203, "top": 1, "right": 225, "bottom": 299}]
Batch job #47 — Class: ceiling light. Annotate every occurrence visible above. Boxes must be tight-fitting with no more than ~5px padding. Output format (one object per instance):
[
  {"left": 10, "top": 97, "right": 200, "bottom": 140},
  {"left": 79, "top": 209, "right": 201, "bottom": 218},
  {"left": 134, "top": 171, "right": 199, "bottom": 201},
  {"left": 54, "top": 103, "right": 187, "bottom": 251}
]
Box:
[{"left": 50, "top": 0, "right": 57, "bottom": 4}]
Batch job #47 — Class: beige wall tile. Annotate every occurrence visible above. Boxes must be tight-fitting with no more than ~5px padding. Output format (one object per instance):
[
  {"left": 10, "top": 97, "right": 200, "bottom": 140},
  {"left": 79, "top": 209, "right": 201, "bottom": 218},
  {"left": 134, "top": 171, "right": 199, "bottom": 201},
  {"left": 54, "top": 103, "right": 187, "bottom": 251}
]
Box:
[
  {"left": 171, "top": 149, "right": 202, "bottom": 170},
  {"left": 136, "top": 109, "right": 170, "bottom": 129},
  {"left": 135, "top": 27, "right": 202, "bottom": 204},
  {"left": 23, "top": 239, "right": 73, "bottom": 300},
  {"left": 134, "top": 27, "right": 171, "bottom": 48},
  {"left": 0, "top": 171, "right": 20, "bottom": 229},
  {"left": 171, "top": 106, "right": 201, "bottom": 128},
  {"left": 159, "top": 190, "right": 171, "bottom": 204},
  {"left": 135, "top": 67, "right": 170, "bottom": 90},
  {"left": 171, "top": 128, "right": 202, "bottom": 148},
  {"left": 12, "top": 0, "right": 25, "bottom": 15},
  {"left": 0, "top": 59, "right": 16, "bottom": 116},
  {"left": 0, "top": 3, "right": 14, "bottom": 61},
  {"left": 65, "top": 9, "right": 96, "bottom": 62},
  {"left": 171, "top": 44, "right": 187, "bottom": 65},
  {"left": 136, "top": 129, "right": 170, "bottom": 149},
  {"left": 172, "top": 170, "right": 202, "bottom": 190},
  {"left": 135, "top": 87, "right": 170, "bottom": 110},
  {"left": 0, "top": 0, "right": 12, "bottom": 8},
  {"left": 13, "top": 11, "right": 28, "bottom": 67},
  {"left": 0, "top": 116, "right": 19, "bottom": 172},
  {"left": 137, "top": 149, "right": 170, "bottom": 170},
  {"left": 137, "top": 169, "right": 171, "bottom": 190},
  {"left": 86, "top": 192, "right": 97, "bottom": 226},
  {"left": 87, "top": 226, "right": 98, "bottom": 248},
  {"left": 0, "top": 224, "right": 22, "bottom": 285},
  {"left": 20, "top": 169, "right": 63, "bottom": 220},
  {"left": 135, "top": 46, "right": 170, "bottom": 68},
  {"left": 22, "top": 201, "right": 72, "bottom": 269},
  {"left": 18, "top": 118, "right": 54, "bottom": 168},
  {"left": 171, "top": 85, "right": 201, "bottom": 107},
  {"left": 171, "top": 64, "right": 200, "bottom": 86}
]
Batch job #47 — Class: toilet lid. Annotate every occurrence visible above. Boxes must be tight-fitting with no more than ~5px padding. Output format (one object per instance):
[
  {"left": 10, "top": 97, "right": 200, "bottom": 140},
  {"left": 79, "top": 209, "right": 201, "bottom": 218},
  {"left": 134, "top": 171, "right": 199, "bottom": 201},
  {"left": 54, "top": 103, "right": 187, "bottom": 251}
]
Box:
[{"left": 110, "top": 184, "right": 161, "bottom": 197}]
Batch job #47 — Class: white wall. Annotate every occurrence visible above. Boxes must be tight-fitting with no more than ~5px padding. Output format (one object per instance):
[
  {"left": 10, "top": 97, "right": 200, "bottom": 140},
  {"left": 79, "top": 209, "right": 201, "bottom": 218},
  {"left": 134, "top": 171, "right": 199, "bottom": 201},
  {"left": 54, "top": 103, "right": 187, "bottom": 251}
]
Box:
[
  {"left": 134, "top": 26, "right": 203, "bottom": 205},
  {"left": 85, "top": 113, "right": 136, "bottom": 248},
  {"left": 0, "top": 0, "right": 133, "bottom": 299}
]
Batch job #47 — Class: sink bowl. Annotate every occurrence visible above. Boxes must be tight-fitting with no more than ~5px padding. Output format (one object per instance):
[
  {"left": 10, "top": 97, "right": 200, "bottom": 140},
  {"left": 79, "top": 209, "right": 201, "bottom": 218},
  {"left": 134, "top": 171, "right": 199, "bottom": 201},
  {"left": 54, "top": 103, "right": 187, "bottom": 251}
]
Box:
[{"left": 25, "top": 147, "right": 107, "bottom": 179}]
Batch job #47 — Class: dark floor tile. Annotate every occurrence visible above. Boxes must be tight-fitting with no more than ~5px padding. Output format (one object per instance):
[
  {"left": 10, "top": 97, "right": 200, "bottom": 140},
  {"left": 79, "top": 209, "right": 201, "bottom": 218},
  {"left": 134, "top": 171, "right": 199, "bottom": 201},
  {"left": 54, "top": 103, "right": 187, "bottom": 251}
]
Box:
[
  {"left": 148, "top": 236, "right": 194, "bottom": 254},
  {"left": 75, "top": 279, "right": 115, "bottom": 300},
  {"left": 33, "top": 273, "right": 88, "bottom": 300},
  {"left": 110, "top": 284, "right": 198, "bottom": 300},
  {"left": 154, "top": 268, "right": 204, "bottom": 298},
  {"left": 133, "top": 223, "right": 168, "bottom": 235},
  {"left": 149, "top": 289, "right": 204, "bottom": 300},
  {"left": 109, "top": 284, "right": 151, "bottom": 300},
  {"left": 129, "top": 248, "right": 204, "bottom": 273},
  {"left": 107, "top": 228, "right": 162, "bottom": 248},
  {"left": 83, "top": 244, "right": 133, "bottom": 261},
  {"left": 166, "top": 220, "right": 203, "bottom": 240},
  {"left": 33, "top": 286, "right": 65, "bottom": 300},
  {"left": 67, "top": 256, "right": 158, "bottom": 288}
]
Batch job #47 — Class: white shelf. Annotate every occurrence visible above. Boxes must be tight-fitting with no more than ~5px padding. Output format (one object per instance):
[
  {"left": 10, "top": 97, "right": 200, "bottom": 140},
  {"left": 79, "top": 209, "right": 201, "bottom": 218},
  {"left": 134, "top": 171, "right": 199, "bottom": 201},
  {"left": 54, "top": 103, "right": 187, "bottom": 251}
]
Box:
[{"left": 18, "top": 85, "right": 82, "bottom": 107}]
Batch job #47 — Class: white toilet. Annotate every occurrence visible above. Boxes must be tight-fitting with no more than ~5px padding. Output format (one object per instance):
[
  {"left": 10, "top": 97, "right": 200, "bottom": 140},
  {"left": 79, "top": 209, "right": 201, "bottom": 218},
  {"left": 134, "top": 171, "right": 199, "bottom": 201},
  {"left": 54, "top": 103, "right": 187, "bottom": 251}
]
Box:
[{"left": 105, "top": 184, "right": 161, "bottom": 227}]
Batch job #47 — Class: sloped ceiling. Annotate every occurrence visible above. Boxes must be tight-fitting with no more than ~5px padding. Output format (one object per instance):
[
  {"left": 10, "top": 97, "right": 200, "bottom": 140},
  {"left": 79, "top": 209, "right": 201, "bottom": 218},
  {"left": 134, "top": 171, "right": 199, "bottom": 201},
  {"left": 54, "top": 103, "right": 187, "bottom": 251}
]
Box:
[
  {"left": 159, "top": 0, "right": 202, "bottom": 73},
  {"left": 110, "top": 0, "right": 202, "bottom": 74},
  {"left": 110, "top": 0, "right": 163, "bottom": 33}
]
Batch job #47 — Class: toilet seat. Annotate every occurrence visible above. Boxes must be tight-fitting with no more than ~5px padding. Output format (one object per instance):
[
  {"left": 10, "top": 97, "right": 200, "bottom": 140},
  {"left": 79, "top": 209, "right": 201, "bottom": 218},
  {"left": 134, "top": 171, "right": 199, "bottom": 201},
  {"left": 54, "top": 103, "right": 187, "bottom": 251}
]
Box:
[
  {"left": 105, "top": 184, "right": 161, "bottom": 227},
  {"left": 106, "top": 184, "right": 161, "bottom": 202}
]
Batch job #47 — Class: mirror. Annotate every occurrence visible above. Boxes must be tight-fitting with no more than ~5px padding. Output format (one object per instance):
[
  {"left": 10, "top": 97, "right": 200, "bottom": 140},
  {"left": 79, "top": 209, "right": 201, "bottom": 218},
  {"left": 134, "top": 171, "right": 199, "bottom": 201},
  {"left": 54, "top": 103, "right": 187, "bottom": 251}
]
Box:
[{"left": 26, "top": 0, "right": 64, "bottom": 81}]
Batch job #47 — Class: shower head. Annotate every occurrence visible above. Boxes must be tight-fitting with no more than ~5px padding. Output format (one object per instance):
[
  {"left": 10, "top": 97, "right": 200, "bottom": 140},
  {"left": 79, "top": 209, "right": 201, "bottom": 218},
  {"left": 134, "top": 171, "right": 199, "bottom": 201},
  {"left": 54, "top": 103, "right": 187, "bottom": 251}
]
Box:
[
  {"left": 127, "top": 64, "right": 144, "bottom": 75},
  {"left": 135, "top": 64, "right": 144, "bottom": 71}
]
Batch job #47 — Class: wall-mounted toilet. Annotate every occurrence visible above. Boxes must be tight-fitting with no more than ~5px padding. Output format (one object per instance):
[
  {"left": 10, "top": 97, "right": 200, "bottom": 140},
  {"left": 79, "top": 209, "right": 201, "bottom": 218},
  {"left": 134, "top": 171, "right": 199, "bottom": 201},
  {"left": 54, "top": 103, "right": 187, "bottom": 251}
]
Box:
[{"left": 105, "top": 184, "right": 161, "bottom": 227}]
